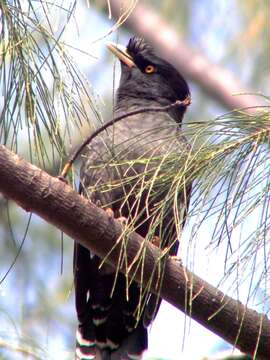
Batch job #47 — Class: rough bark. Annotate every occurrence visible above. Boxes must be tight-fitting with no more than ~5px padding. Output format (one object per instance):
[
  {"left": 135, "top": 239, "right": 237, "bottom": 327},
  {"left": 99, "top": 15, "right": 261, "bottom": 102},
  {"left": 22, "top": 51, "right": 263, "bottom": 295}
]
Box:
[
  {"left": 97, "top": 0, "right": 263, "bottom": 112},
  {"left": 0, "top": 144, "right": 269, "bottom": 359}
]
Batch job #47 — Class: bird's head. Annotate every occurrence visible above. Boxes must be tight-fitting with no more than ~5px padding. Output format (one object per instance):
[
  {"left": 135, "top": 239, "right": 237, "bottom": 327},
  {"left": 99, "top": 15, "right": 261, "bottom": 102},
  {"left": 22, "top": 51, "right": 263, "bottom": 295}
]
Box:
[{"left": 107, "top": 36, "right": 190, "bottom": 123}]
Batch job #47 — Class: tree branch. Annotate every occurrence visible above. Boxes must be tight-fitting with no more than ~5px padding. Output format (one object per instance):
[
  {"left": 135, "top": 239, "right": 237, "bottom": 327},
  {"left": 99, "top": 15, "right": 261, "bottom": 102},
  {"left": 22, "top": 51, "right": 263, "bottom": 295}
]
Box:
[
  {"left": 98, "top": 0, "right": 263, "bottom": 111},
  {"left": 0, "top": 144, "right": 269, "bottom": 359}
]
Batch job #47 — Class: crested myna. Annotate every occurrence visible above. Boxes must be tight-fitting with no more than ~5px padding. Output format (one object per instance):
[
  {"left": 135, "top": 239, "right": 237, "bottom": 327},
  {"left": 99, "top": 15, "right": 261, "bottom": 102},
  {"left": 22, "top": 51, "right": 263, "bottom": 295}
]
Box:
[{"left": 74, "top": 36, "right": 191, "bottom": 360}]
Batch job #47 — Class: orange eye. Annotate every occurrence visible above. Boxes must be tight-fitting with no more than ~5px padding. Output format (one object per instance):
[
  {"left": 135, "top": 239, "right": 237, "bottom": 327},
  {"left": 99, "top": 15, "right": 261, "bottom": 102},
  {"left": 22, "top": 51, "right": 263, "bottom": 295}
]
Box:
[{"left": 144, "top": 65, "right": 156, "bottom": 74}]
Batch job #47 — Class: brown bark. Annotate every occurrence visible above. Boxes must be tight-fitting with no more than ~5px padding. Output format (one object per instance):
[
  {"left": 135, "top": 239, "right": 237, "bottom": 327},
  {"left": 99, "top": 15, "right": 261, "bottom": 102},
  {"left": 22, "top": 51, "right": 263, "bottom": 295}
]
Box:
[
  {"left": 98, "top": 0, "right": 263, "bottom": 112},
  {"left": 0, "top": 145, "right": 269, "bottom": 358}
]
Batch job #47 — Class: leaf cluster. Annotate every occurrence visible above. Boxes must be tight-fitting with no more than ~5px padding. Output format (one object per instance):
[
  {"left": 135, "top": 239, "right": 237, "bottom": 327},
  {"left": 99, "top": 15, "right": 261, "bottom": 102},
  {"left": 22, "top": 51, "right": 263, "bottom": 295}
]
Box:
[{"left": 0, "top": 0, "right": 98, "bottom": 169}]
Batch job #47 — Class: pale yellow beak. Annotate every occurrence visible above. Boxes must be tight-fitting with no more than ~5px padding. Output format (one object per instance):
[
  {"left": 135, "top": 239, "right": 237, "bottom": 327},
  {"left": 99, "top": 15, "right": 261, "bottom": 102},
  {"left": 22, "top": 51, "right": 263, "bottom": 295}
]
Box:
[{"left": 107, "top": 41, "right": 136, "bottom": 68}]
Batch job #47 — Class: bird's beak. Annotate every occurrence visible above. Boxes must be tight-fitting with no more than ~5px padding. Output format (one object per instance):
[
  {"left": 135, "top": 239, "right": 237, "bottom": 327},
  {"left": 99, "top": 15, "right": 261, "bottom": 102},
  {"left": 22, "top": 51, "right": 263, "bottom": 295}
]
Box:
[{"left": 107, "top": 41, "right": 136, "bottom": 68}]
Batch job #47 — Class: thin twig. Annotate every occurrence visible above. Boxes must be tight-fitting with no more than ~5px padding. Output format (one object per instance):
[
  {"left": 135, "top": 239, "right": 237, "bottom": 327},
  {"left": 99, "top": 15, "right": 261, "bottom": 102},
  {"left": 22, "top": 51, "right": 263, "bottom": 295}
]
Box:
[{"left": 59, "top": 97, "right": 191, "bottom": 179}]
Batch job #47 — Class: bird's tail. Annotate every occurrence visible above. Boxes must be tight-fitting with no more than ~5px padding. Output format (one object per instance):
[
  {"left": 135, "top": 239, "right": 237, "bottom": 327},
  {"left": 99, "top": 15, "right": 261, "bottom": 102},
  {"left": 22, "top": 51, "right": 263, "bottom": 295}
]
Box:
[
  {"left": 75, "top": 328, "right": 96, "bottom": 360},
  {"left": 75, "top": 327, "right": 145, "bottom": 360}
]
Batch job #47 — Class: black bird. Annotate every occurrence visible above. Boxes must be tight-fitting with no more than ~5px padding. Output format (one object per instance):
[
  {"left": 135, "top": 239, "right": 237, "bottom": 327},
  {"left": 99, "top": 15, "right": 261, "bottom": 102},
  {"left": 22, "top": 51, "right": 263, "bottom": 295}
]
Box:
[{"left": 74, "top": 36, "right": 191, "bottom": 360}]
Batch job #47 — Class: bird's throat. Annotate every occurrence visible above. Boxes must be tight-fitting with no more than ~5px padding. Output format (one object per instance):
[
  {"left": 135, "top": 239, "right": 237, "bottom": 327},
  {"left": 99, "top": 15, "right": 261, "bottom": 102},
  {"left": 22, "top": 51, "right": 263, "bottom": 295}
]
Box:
[{"left": 115, "top": 96, "right": 186, "bottom": 126}]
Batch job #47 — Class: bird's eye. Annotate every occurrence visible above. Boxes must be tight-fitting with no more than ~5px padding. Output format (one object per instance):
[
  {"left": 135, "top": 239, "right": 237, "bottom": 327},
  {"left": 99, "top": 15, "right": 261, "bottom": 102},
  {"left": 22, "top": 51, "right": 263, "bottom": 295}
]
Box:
[{"left": 144, "top": 65, "right": 156, "bottom": 74}]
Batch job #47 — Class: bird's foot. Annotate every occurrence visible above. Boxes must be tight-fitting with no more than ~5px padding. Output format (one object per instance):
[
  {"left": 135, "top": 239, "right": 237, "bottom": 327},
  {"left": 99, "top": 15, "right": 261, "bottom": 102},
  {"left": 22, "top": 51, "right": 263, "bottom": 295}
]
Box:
[
  {"left": 105, "top": 207, "right": 114, "bottom": 218},
  {"left": 151, "top": 236, "right": 162, "bottom": 247},
  {"left": 105, "top": 208, "right": 127, "bottom": 224},
  {"left": 170, "top": 255, "right": 182, "bottom": 266},
  {"left": 117, "top": 216, "right": 128, "bottom": 225}
]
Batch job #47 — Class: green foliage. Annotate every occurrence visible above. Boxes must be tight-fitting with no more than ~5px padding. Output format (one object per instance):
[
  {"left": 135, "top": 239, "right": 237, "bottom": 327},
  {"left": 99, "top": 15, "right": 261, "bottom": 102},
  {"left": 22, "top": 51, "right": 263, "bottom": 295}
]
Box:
[{"left": 0, "top": 0, "right": 100, "bottom": 169}]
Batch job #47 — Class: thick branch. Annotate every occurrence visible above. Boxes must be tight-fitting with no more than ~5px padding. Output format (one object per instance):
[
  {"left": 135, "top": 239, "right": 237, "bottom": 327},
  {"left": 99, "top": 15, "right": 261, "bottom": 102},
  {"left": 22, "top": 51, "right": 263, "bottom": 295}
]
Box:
[
  {"left": 0, "top": 144, "right": 269, "bottom": 359},
  {"left": 99, "top": 0, "right": 262, "bottom": 111}
]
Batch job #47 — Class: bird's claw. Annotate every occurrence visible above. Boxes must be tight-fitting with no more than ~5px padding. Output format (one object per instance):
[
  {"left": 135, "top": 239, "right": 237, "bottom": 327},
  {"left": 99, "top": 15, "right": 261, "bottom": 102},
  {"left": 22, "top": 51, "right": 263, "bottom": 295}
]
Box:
[
  {"left": 170, "top": 255, "right": 182, "bottom": 266},
  {"left": 117, "top": 216, "right": 128, "bottom": 225},
  {"left": 57, "top": 175, "right": 68, "bottom": 184},
  {"left": 105, "top": 207, "right": 114, "bottom": 218},
  {"left": 151, "top": 236, "right": 162, "bottom": 247},
  {"left": 105, "top": 208, "right": 127, "bottom": 225}
]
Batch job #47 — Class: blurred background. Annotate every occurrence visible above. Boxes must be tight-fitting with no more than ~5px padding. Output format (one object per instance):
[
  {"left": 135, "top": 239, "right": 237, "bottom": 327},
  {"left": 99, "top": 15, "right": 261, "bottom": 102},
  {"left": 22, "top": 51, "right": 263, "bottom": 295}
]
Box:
[{"left": 0, "top": 1, "right": 269, "bottom": 359}]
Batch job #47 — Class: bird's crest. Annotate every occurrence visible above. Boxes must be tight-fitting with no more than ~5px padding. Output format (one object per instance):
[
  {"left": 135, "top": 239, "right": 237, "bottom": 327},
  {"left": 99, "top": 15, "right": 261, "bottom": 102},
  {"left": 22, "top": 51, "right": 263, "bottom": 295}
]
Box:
[{"left": 127, "top": 37, "right": 155, "bottom": 59}]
